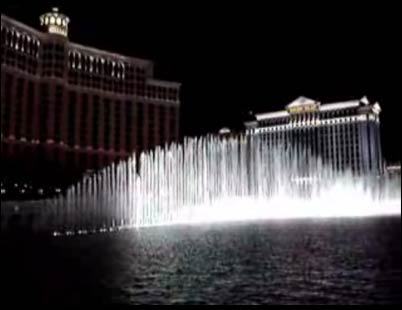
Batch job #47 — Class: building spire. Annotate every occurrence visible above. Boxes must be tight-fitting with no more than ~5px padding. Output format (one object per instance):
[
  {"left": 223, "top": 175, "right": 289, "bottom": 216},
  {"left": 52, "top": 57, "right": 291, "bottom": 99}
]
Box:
[{"left": 39, "top": 7, "right": 70, "bottom": 37}]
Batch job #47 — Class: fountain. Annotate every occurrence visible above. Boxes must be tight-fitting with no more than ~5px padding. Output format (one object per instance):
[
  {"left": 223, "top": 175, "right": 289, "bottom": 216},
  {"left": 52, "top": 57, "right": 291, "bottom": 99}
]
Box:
[{"left": 40, "top": 134, "right": 401, "bottom": 236}]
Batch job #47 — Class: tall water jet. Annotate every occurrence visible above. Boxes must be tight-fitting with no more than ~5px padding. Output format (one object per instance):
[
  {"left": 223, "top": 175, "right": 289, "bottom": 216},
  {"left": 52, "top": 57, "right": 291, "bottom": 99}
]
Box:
[{"left": 48, "top": 134, "right": 400, "bottom": 236}]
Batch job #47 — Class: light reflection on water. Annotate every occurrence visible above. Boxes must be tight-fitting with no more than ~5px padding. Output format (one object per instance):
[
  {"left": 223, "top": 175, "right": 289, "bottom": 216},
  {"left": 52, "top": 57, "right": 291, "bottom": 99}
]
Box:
[{"left": 3, "top": 216, "right": 400, "bottom": 305}]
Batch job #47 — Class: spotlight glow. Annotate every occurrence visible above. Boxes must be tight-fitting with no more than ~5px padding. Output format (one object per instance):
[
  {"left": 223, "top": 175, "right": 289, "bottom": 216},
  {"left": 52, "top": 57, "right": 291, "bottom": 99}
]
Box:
[{"left": 169, "top": 197, "right": 401, "bottom": 227}]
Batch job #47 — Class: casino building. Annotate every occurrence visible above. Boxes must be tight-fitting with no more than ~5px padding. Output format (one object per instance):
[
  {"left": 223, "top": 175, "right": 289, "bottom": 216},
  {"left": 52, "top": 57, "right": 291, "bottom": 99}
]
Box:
[
  {"left": 1, "top": 8, "right": 181, "bottom": 185},
  {"left": 245, "top": 96, "right": 384, "bottom": 175}
]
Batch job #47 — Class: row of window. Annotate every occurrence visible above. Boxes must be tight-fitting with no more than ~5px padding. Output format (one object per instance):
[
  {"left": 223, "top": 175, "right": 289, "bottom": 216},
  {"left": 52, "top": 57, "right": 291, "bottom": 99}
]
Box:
[
  {"left": 68, "top": 51, "right": 147, "bottom": 80},
  {"left": 67, "top": 70, "right": 179, "bottom": 100},
  {"left": 260, "top": 127, "right": 363, "bottom": 137},
  {"left": 1, "top": 41, "right": 179, "bottom": 102},
  {"left": 263, "top": 109, "right": 362, "bottom": 126},
  {"left": 69, "top": 52, "right": 128, "bottom": 79},
  {"left": 258, "top": 121, "right": 370, "bottom": 173},
  {"left": 1, "top": 25, "right": 41, "bottom": 58},
  {"left": 66, "top": 93, "right": 178, "bottom": 151},
  {"left": 1, "top": 50, "right": 179, "bottom": 102},
  {"left": 1, "top": 75, "right": 179, "bottom": 150},
  {"left": 68, "top": 71, "right": 130, "bottom": 93},
  {"left": 2, "top": 46, "right": 40, "bottom": 74},
  {"left": 1, "top": 143, "right": 121, "bottom": 171}
]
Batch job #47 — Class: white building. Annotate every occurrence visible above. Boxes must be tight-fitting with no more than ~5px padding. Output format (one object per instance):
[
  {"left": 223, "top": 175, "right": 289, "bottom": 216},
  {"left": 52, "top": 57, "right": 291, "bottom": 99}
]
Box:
[{"left": 245, "top": 96, "right": 383, "bottom": 175}]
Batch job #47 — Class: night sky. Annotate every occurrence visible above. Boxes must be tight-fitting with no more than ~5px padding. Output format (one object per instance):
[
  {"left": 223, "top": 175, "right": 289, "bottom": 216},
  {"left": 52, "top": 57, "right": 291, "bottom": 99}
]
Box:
[{"left": 2, "top": 1, "right": 400, "bottom": 162}]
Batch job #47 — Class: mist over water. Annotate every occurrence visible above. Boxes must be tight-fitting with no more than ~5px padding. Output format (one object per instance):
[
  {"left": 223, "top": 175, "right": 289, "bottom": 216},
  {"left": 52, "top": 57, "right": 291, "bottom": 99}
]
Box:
[
  {"left": 42, "top": 134, "right": 400, "bottom": 235},
  {"left": 2, "top": 134, "right": 401, "bottom": 305}
]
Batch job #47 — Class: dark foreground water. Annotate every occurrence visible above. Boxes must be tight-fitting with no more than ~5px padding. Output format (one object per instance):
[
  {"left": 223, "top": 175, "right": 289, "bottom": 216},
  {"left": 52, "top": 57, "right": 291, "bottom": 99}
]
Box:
[{"left": 2, "top": 217, "right": 401, "bottom": 305}]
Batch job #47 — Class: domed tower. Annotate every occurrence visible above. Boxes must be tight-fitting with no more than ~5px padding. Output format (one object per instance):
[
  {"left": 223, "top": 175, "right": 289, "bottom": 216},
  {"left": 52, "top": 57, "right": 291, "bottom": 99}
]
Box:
[{"left": 39, "top": 7, "right": 70, "bottom": 37}]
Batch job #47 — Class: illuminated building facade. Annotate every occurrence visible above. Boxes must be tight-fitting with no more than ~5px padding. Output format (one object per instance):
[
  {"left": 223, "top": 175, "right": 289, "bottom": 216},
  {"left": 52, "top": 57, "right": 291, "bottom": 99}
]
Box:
[
  {"left": 1, "top": 8, "right": 181, "bottom": 184},
  {"left": 245, "top": 96, "right": 384, "bottom": 175}
]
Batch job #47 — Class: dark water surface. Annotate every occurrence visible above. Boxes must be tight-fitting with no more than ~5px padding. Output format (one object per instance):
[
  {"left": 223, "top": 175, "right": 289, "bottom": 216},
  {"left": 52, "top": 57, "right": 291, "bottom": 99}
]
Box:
[{"left": 2, "top": 217, "right": 401, "bottom": 305}]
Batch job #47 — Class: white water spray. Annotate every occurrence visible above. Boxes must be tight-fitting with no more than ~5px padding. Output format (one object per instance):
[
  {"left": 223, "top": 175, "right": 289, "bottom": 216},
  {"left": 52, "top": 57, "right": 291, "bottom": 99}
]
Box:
[{"left": 48, "top": 135, "right": 400, "bottom": 235}]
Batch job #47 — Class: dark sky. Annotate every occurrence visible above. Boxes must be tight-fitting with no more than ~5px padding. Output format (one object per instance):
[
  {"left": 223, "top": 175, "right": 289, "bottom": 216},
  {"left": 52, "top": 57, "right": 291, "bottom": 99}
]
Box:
[{"left": 2, "top": 1, "right": 400, "bottom": 162}]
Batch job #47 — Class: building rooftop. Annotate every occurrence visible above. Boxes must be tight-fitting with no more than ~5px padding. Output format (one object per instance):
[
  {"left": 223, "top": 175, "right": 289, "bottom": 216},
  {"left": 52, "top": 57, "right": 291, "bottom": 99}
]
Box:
[
  {"left": 254, "top": 96, "right": 376, "bottom": 122},
  {"left": 286, "top": 96, "right": 319, "bottom": 109},
  {"left": 1, "top": 12, "right": 181, "bottom": 87}
]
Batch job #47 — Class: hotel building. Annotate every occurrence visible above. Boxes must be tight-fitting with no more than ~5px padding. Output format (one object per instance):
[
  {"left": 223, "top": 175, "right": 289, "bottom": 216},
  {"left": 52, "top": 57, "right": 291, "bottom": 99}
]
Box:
[
  {"left": 1, "top": 8, "right": 180, "bottom": 184},
  {"left": 245, "top": 96, "right": 383, "bottom": 175}
]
